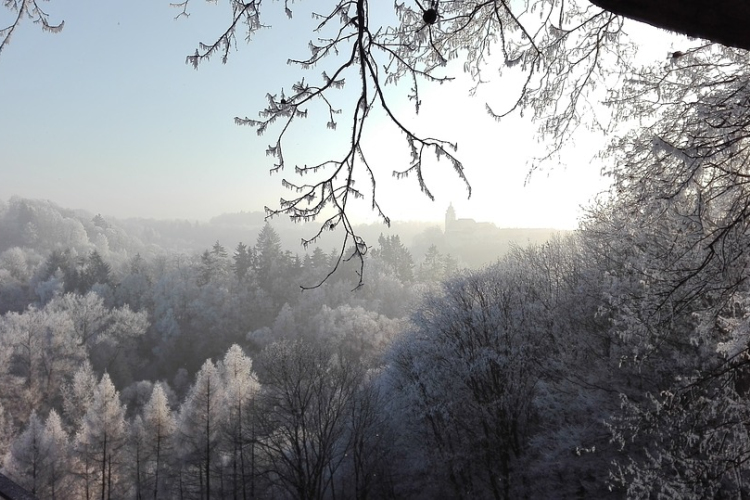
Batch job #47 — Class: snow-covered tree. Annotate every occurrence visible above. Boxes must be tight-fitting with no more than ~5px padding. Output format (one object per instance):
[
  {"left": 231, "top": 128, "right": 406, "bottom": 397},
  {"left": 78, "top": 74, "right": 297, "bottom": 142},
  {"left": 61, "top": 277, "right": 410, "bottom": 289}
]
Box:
[
  {"left": 49, "top": 292, "right": 144, "bottom": 350},
  {"left": 42, "top": 409, "right": 74, "bottom": 500},
  {"left": 0, "top": 305, "right": 80, "bottom": 419},
  {"left": 3, "top": 408, "right": 74, "bottom": 499},
  {"left": 218, "top": 344, "right": 260, "bottom": 499},
  {"left": 75, "top": 373, "right": 128, "bottom": 500},
  {"left": 0, "top": 402, "right": 14, "bottom": 460},
  {"left": 140, "top": 382, "right": 176, "bottom": 500},
  {"left": 175, "top": 359, "right": 224, "bottom": 499},
  {"left": 578, "top": 176, "right": 750, "bottom": 495},
  {"left": 49, "top": 292, "right": 148, "bottom": 386},
  {"left": 256, "top": 340, "right": 362, "bottom": 500},
  {"left": 254, "top": 223, "right": 282, "bottom": 292},
  {"left": 386, "top": 264, "right": 563, "bottom": 499},
  {"left": 3, "top": 411, "right": 45, "bottom": 496},
  {"left": 62, "top": 360, "right": 98, "bottom": 429},
  {"left": 310, "top": 304, "right": 404, "bottom": 365}
]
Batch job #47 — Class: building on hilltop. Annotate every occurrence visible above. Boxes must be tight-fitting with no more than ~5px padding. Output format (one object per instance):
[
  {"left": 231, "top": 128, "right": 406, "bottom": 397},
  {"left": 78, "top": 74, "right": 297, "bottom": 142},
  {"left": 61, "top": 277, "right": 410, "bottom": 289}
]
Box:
[
  {"left": 445, "top": 202, "right": 457, "bottom": 230},
  {"left": 444, "top": 202, "right": 497, "bottom": 237},
  {"left": 443, "top": 203, "right": 563, "bottom": 267}
]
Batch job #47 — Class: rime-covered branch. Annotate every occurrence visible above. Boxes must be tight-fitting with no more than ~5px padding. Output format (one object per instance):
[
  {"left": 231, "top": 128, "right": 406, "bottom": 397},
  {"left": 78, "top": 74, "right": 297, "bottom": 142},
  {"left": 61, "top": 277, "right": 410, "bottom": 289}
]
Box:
[
  {"left": 179, "top": 0, "right": 642, "bottom": 284},
  {"left": 1, "top": 0, "right": 63, "bottom": 57}
]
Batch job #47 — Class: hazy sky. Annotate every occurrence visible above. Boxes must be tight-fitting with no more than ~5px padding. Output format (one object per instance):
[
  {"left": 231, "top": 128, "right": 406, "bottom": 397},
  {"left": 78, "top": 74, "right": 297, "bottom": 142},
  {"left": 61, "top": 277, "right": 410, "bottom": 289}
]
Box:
[{"left": 0, "top": 1, "right": 678, "bottom": 229}]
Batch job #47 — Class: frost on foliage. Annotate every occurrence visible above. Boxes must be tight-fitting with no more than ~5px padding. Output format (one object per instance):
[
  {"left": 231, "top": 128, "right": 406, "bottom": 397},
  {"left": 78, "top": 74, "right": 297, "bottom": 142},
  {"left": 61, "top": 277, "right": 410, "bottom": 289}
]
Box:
[
  {"left": 610, "top": 384, "right": 750, "bottom": 499},
  {"left": 180, "top": 0, "right": 629, "bottom": 283},
  {"left": 175, "top": 359, "right": 224, "bottom": 498},
  {"left": 138, "top": 382, "right": 176, "bottom": 500},
  {"left": 715, "top": 295, "right": 750, "bottom": 359},
  {"left": 62, "top": 361, "right": 97, "bottom": 427},
  {"left": 3, "top": 411, "right": 45, "bottom": 496},
  {"left": 75, "top": 373, "right": 128, "bottom": 499},
  {"left": 386, "top": 266, "right": 552, "bottom": 498},
  {"left": 4, "top": 409, "right": 73, "bottom": 500}
]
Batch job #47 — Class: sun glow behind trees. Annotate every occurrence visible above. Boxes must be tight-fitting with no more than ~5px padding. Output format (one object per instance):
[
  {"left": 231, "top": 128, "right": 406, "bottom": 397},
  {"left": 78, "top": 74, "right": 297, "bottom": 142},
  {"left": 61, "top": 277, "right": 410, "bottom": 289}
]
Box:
[{"left": 0, "top": 0, "right": 629, "bottom": 231}]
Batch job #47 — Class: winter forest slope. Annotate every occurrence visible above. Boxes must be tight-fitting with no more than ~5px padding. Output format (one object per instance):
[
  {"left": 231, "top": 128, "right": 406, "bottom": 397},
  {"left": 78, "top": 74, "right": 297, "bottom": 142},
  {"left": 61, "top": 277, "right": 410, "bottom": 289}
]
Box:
[{"left": 1, "top": 192, "right": 749, "bottom": 498}]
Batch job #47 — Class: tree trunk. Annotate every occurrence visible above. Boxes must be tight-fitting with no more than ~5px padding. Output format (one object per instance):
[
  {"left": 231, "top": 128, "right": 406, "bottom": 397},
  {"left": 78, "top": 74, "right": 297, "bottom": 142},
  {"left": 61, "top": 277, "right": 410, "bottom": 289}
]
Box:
[
  {"left": 205, "top": 389, "right": 211, "bottom": 500},
  {"left": 101, "top": 435, "right": 107, "bottom": 500},
  {"left": 153, "top": 434, "right": 161, "bottom": 500}
]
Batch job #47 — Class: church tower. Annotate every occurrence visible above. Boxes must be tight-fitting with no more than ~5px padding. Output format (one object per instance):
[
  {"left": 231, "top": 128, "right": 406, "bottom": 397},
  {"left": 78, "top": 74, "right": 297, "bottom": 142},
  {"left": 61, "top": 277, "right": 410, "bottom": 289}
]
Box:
[{"left": 445, "top": 203, "right": 456, "bottom": 233}]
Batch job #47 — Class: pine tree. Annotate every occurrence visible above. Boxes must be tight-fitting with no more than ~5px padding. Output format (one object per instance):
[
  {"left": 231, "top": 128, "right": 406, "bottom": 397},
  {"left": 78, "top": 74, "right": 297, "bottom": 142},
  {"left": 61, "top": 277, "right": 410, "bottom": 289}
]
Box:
[
  {"left": 211, "top": 241, "right": 228, "bottom": 260},
  {"left": 254, "top": 223, "right": 282, "bottom": 290},
  {"left": 4, "top": 409, "right": 72, "bottom": 499},
  {"left": 417, "top": 244, "right": 444, "bottom": 282},
  {"left": 231, "top": 242, "right": 253, "bottom": 282},
  {"left": 80, "top": 250, "right": 112, "bottom": 292},
  {"left": 373, "top": 234, "right": 414, "bottom": 282},
  {"left": 198, "top": 250, "right": 215, "bottom": 287}
]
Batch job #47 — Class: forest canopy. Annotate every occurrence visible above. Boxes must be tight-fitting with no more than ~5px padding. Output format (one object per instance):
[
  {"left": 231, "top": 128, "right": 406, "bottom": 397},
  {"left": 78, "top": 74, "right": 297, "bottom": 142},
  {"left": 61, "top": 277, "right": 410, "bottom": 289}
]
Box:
[{"left": 5, "top": 1, "right": 750, "bottom": 498}]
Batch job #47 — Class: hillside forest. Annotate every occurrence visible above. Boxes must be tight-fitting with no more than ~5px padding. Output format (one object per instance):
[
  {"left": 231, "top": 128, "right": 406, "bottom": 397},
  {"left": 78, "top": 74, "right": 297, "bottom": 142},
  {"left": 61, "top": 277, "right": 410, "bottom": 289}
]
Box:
[{"left": 0, "top": 193, "right": 748, "bottom": 499}]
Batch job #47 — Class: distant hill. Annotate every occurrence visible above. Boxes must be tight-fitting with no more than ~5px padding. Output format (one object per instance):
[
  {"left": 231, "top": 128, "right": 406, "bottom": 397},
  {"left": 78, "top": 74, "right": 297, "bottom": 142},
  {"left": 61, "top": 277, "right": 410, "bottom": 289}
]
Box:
[{"left": 0, "top": 197, "right": 568, "bottom": 269}]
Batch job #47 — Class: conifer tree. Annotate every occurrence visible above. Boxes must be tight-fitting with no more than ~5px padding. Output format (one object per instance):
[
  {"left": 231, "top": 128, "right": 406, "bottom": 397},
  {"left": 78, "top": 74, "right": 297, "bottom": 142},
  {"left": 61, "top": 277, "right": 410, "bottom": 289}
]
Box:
[
  {"left": 176, "top": 359, "right": 224, "bottom": 499},
  {"left": 141, "top": 382, "right": 176, "bottom": 500},
  {"left": 219, "top": 344, "right": 260, "bottom": 499},
  {"left": 254, "top": 223, "right": 282, "bottom": 290},
  {"left": 3, "top": 411, "right": 45, "bottom": 497},
  {"left": 76, "top": 373, "right": 127, "bottom": 500},
  {"left": 42, "top": 409, "right": 73, "bottom": 500},
  {"left": 231, "top": 242, "right": 253, "bottom": 282},
  {"left": 62, "top": 361, "right": 97, "bottom": 429}
]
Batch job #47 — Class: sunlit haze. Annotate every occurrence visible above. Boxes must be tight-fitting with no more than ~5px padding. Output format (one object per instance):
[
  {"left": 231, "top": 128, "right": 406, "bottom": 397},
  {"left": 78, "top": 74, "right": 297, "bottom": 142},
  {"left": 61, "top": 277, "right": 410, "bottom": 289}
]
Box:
[{"left": 0, "top": 0, "right": 678, "bottom": 229}]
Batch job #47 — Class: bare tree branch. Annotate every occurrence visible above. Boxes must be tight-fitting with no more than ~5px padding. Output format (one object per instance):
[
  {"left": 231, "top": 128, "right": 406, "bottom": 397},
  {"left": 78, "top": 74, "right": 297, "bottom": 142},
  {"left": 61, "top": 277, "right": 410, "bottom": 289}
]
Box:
[{"left": 1, "top": 0, "right": 63, "bottom": 57}]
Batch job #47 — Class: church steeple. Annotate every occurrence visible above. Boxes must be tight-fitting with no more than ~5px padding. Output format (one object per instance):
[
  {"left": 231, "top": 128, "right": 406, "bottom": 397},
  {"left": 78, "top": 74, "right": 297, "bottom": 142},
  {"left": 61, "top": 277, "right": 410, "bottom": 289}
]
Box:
[{"left": 445, "top": 203, "right": 456, "bottom": 232}]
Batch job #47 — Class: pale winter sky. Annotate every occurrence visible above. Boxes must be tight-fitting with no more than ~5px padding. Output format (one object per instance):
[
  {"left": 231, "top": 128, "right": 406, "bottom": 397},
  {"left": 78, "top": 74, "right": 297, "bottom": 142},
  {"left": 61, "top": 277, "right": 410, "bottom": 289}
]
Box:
[{"left": 0, "top": 0, "right": 680, "bottom": 229}]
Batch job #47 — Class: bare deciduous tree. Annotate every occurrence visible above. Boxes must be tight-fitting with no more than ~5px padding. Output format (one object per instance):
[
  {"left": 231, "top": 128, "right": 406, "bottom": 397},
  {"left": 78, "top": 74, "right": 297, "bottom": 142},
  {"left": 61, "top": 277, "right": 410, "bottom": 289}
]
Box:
[{"left": 255, "top": 339, "right": 362, "bottom": 499}]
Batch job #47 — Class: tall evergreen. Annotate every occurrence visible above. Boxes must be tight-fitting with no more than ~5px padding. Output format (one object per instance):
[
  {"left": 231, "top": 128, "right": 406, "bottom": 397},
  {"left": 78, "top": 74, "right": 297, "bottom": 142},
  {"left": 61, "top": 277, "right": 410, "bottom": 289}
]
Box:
[{"left": 254, "top": 223, "right": 282, "bottom": 290}]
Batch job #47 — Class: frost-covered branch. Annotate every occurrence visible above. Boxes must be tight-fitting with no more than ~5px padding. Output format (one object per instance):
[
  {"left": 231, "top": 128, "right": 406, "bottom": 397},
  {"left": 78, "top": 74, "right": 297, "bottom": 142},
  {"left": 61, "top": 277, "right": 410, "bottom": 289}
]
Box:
[
  {"left": 180, "top": 0, "right": 635, "bottom": 285},
  {"left": 1, "top": 0, "right": 63, "bottom": 57}
]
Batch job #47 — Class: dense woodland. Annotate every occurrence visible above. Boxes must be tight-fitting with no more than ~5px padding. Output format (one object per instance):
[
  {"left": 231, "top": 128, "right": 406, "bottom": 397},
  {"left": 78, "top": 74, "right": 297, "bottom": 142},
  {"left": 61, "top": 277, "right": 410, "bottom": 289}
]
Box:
[{"left": 0, "top": 192, "right": 749, "bottom": 499}]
